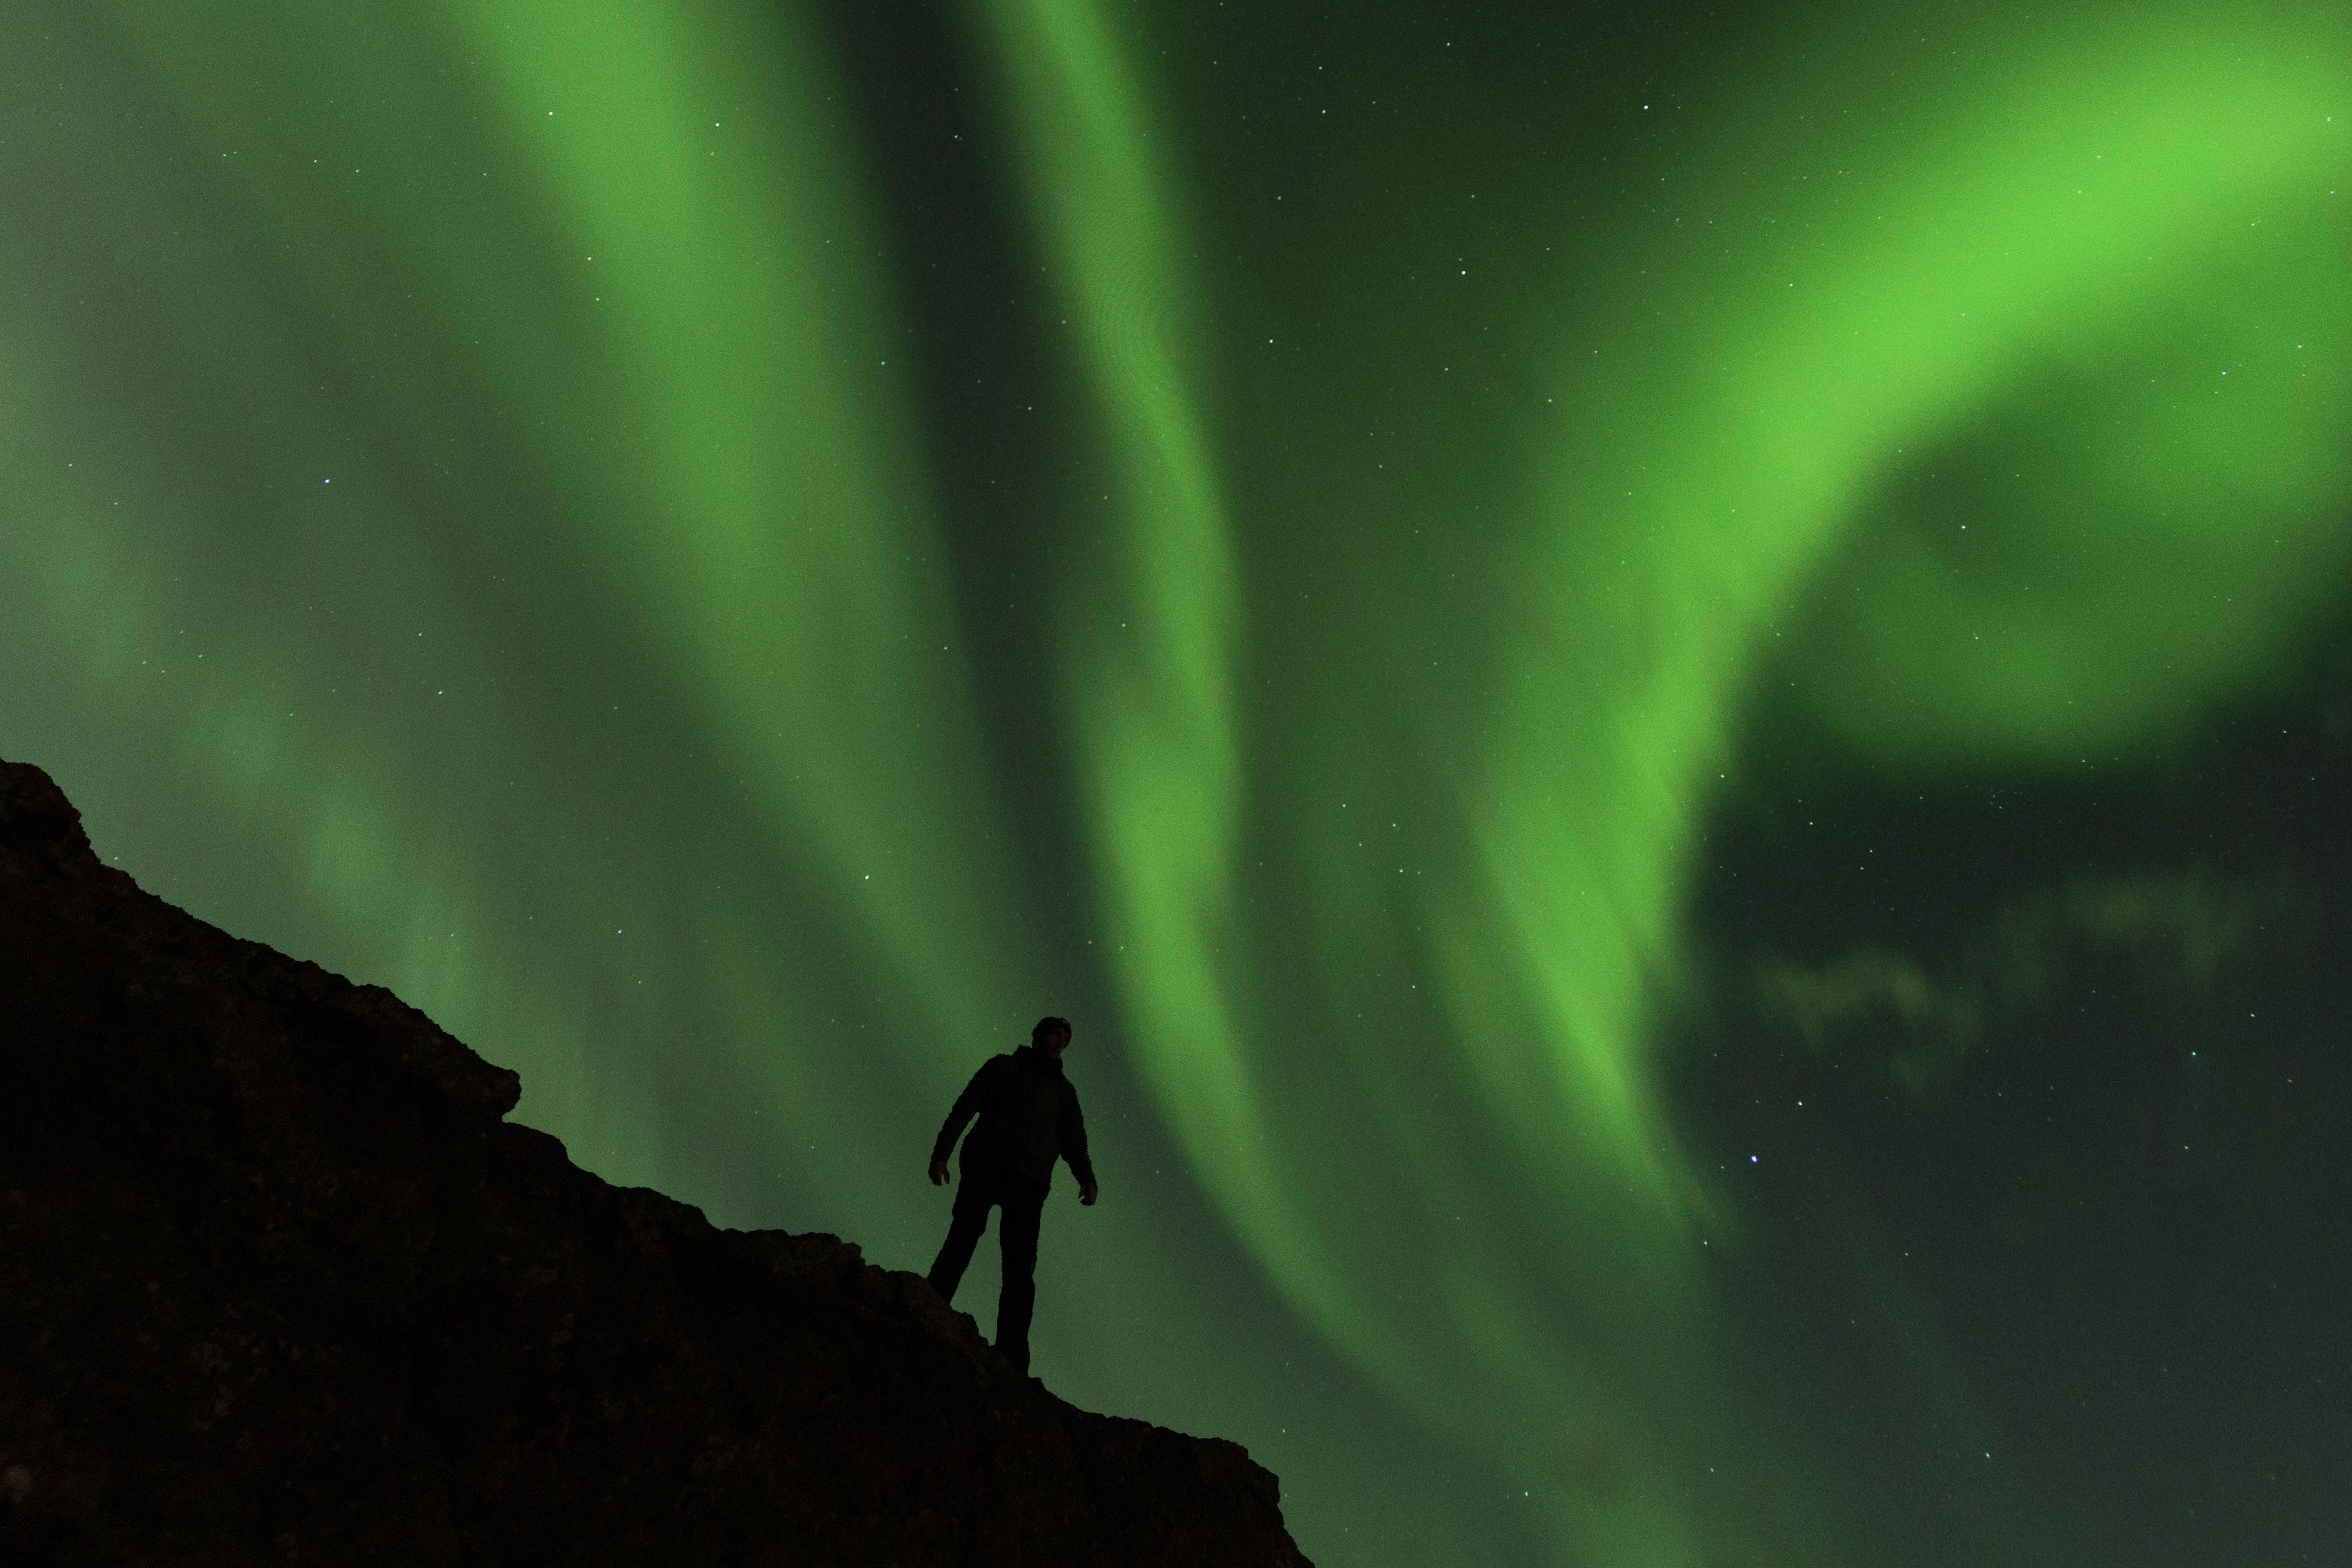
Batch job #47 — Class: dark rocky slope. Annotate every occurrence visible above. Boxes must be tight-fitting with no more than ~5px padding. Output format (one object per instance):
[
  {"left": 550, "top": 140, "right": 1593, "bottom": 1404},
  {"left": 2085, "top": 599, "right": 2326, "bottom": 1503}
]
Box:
[{"left": 0, "top": 756, "right": 1309, "bottom": 1567}]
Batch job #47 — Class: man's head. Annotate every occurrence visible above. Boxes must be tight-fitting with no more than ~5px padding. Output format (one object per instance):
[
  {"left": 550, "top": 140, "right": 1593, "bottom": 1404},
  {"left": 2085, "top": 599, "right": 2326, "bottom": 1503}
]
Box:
[{"left": 1031, "top": 1016, "right": 1073, "bottom": 1057}]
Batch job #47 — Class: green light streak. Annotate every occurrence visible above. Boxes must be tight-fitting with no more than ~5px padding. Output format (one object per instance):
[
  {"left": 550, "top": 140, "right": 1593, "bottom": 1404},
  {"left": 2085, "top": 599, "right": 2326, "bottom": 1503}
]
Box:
[
  {"left": 1446, "top": 8, "right": 2349, "bottom": 1558},
  {"left": 1456, "top": 4, "right": 2350, "bottom": 1207},
  {"left": 425, "top": 0, "right": 1034, "bottom": 1054},
  {"left": 972, "top": 0, "right": 1368, "bottom": 1344},
  {"left": 101, "top": 0, "right": 1034, "bottom": 1066},
  {"left": 1438, "top": 11, "right": 2347, "bottom": 1558},
  {"left": 6, "top": 2, "right": 2348, "bottom": 1562},
  {"left": 981, "top": 3, "right": 2351, "bottom": 1561}
]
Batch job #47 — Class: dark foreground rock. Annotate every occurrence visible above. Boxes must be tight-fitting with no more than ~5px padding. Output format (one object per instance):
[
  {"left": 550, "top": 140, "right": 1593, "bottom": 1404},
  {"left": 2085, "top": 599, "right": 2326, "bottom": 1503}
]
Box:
[{"left": 0, "top": 757, "right": 1309, "bottom": 1567}]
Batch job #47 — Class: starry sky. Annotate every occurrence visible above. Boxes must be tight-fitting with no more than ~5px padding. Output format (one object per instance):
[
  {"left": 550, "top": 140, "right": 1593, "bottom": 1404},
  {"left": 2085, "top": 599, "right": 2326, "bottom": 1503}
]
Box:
[{"left": 5, "top": 1, "right": 2350, "bottom": 1563}]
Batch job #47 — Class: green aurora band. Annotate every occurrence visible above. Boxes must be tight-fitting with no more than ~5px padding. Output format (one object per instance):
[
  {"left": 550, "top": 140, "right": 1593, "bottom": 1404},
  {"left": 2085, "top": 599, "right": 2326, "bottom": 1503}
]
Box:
[{"left": 3, "top": 1, "right": 2347, "bottom": 1562}]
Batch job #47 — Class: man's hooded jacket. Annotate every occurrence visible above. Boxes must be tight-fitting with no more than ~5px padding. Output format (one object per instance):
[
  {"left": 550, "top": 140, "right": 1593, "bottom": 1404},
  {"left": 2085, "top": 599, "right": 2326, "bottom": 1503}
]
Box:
[{"left": 932, "top": 1044, "right": 1095, "bottom": 1191}]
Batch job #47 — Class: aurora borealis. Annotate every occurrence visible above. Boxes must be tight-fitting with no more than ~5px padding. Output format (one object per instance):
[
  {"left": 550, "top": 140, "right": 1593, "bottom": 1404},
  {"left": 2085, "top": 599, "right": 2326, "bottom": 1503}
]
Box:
[{"left": 6, "top": 0, "right": 2350, "bottom": 1560}]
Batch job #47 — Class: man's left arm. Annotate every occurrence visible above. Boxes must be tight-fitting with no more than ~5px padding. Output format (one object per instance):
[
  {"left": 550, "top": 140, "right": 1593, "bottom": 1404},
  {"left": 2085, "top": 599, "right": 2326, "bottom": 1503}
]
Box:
[
  {"left": 929, "top": 1060, "right": 994, "bottom": 1185},
  {"left": 1059, "top": 1085, "right": 1099, "bottom": 1205}
]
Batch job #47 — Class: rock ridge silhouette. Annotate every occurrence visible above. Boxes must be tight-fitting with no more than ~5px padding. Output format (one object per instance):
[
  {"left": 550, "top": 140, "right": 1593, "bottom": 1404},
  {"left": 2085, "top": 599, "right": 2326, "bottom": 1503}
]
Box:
[{"left": 0, "top": 755, "right": 1310, "bottom": 1567}]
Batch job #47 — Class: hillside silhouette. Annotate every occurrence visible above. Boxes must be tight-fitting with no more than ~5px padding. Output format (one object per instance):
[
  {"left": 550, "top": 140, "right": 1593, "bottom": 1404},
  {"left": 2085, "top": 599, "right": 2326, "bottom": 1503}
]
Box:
[{"left": 0, "top": 755, "right": 1309, "bottom": 1567}]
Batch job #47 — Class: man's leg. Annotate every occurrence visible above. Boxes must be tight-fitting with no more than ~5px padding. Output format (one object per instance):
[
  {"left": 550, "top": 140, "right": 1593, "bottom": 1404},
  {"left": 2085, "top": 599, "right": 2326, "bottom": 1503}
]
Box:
[
  {"left": 926, "top": 1168, "right": 995, "bottom": 1304},
  {"left": 994, "top": 1179, "right": 1046, "bottom": 1374}
]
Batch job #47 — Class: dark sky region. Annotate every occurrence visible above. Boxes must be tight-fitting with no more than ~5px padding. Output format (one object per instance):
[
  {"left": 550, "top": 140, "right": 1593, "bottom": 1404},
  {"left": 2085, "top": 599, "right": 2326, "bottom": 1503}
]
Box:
[{"left": 4, "top": 1, "right": 2349, "bottom": 1562}]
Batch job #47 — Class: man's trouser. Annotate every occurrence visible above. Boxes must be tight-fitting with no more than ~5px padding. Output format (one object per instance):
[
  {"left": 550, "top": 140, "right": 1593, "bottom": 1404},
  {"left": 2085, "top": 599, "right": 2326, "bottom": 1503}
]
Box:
[{"left": 926, "top": 1162, "right": 1049, "bottom": 1374}]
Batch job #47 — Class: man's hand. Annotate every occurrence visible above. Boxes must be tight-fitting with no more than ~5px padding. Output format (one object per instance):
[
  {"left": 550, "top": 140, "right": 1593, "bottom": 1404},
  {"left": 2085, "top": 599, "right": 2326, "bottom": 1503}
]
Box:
[
  {"left": 1080, "top": 1179, "right": 1099, "bottom": 1206},
  {"left": 929, "top": 1157, "right": 950, "bottom": 1186}
]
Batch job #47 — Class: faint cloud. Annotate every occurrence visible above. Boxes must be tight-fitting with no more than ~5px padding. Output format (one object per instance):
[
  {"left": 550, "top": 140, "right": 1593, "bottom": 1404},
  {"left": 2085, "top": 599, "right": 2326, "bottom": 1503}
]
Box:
[
  {"left": 1755, "top": 871, "right": 2300, "bottom": 1102},
  {"left": 1757, "top": 948, "right": 1979, "bottom": 1101}
]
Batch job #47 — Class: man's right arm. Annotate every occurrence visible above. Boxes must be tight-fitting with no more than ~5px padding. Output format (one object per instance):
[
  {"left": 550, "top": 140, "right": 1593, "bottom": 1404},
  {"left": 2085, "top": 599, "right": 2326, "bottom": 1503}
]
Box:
[{"left": 1057, "top": 1083, "right": 1098, "bottom": 1205}]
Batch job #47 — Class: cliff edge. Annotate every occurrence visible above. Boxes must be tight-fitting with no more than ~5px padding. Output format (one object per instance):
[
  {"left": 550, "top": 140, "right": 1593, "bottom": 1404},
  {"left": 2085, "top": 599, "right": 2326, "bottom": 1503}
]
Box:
[{"left": 0, "top": 756, "right": 1310, "bottom": 1567}]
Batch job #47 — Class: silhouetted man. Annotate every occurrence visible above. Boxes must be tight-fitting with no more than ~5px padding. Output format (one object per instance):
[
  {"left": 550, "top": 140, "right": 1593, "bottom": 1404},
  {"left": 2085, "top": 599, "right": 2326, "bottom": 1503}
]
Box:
[{"left": 926, "top": 1015, "right": 1098, "bottom": 1376}]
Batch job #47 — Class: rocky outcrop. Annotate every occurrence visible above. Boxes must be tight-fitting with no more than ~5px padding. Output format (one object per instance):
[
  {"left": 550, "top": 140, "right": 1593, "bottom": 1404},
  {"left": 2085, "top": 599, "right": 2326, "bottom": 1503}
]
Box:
[{"left": 0, "top": 756, "right": 1308, "bottom": 1567}]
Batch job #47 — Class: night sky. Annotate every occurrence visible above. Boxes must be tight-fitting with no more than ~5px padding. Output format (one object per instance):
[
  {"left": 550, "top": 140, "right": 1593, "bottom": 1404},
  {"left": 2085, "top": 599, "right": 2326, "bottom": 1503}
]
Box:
[{"left": 5, "top": 2, "right": 2349, "bottom": 1563}]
